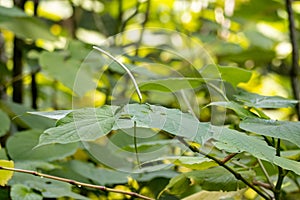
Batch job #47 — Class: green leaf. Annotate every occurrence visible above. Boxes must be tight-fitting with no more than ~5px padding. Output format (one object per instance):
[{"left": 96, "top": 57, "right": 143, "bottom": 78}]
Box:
[
  {"left": 39, "top": 41, "right": 97, "bottom": 96},
  {"left": 69, "top": 160, "right": 177, "bottom": 185},
  {"left": 0, "top": 6, "right": 27, "bottom": 17},
  {"left": 0, "top": 101, "right": 54, "bottom": 129},
  {"left": 218, "top": 66, "right": 252, "bottom": 86},
  {"left": 0, "top": 109, "right": 10, "bottom": 137},
  {"left": 38, "top": 104, "right": 212, "bottom": 146},
  {"left": 115, "top": 104, "right": 212, "bottom": 144},
  {"left": 0, "top": 6, "right": 56, "bottom": 40},
  {"left": 281, "top": 150, "right": 300, "bottom": 161},
  {"left": 183, "top": 190, "right": 244, "bottom": 200},
  {"left": 214, "top": 127, "right": 300, "bottom": 175},
  {"left": 172, "top": 156, "right": 218, "bottom": 170},
  {"left": 37, "top": 106, "right": 119, "bottom": 146},
  {"left": 240, "top": 118, "right": 300, "bottom": 148},
  {"left": 214, "top": 127, "right": 276, "bottom": 161},
  {"left": 6, "top": 130, "right": 78, "bottom": 161},
  {"left": 11, "top": 184, "right": 42, "bottom": 200},
  {"left": 273, "top": 157, "right": 300, "bottom": 174},
  {"left": 138, "top": 78, "right": 204, "bottom": 92},
  {"left": 200, "top": 64, "right": 252, "bottom": 87},
  {"left": 164, "top": 173, "right": 192, "bottom": 195},
  {"left": 235, "top": 90, "right": 299, "bottom": 108},
  {"left": 165, "top": 167, "right": 254, "bottom": 194},
  {"left": 123, "top": 140, "right": 179, "bottom": 153},
  {"left": 69, "top": 160, "right": 129, "bottom": 185},
  {"left": 39, "top": 51, "right": 81, "bottom": 93},
  {"left": 209, "top": 101, "right": 256, "bottom": 119}
]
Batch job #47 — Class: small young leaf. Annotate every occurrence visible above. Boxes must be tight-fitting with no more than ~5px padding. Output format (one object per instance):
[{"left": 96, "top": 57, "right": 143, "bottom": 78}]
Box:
[
  {"left": 0, "top": 160, "right": 14, "bottom": 186},
  {"left": 173, "top": 157, "right": 218, "bottom": 170}
]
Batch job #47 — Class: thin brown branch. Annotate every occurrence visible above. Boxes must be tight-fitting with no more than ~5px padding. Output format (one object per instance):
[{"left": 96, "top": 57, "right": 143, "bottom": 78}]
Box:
[
  {"left": 253, "top": 180, "right": 273, "bottom": 190},
  {"left": 0, "top": 166, "right": 154, "bottom": 200},
  {"left": 177, "top": 137, "right": 271, "bottom": 200},
  {"left": 220, "top": 153, "right": 238, "bottom": 164},
  {"left": 285, "top": 0, "right": 300, "bottom": 120}
]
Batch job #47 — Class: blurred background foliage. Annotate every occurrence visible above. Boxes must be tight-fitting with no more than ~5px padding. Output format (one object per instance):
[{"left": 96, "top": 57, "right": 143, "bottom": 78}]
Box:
[
  {"left": 0, "top": 0, "right": 299, "bottom": 199},
  {"left": 0, "top": 0, "right": 298, "bottom": 114}
]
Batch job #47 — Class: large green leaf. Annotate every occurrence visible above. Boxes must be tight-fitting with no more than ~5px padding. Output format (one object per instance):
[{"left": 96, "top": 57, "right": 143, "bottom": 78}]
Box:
[
  {"left": 235, "top": 90, "right": 298, "bottom": 108},
  {"left": 6, "top": 130, "right": 78, "bottom": 161},
  {"left": 114, "top": 104, "right": 211, "bottom": 144},
  {"left": 240, "top": 118, "right": 300, "bottom": 148},
  {"left": 0, "top": 109, "right": 10, "bottom": 137},
  {"left": 214, "top": 127, "right": 300, "bottom": 175},
  {"left": 37, "top": 104, "right": 212, "bottom": 146},
  {"left": 37, "top": 105, "right": 119, "bottom": 146},
  {"left": 0, "top": 6, "right": 55, "bottom": 40},
  {"left": 214, "top": 127, "right": 275, "bottom": 160},
  {"left": 164, "top": 166, "right": 254, "bottom": 194}
]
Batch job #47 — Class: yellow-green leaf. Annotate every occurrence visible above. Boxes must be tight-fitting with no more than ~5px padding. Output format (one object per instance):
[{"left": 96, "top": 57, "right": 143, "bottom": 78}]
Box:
[{"left": 0, "top": 160, "right": 14, "bottom": 186}]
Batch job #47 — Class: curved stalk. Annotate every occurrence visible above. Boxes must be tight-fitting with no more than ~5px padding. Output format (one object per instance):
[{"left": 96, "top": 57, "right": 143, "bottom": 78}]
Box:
[{"left": 93, "top": 46, "right": 143, "bottom": 103}]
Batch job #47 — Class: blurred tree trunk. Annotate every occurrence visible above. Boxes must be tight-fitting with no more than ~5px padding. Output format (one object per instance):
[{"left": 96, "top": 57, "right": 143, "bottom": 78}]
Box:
[
  {"left": 31, "top": 0, "right": 39, "bottom": 109},
  {"left": 285, "top": 0, "right": 300, "bottom": 120},
  {"left": 12, "top": 0, "right": 26, "bottom": 103}
]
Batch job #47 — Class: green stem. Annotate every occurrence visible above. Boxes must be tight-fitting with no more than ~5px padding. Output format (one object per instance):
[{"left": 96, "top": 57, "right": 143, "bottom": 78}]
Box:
[
  {"left": 93, "top": 46, "right": 143, "bottom": 103},
  {"left": 133, "top": 120, "right": 141, "bottom": 168}
]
